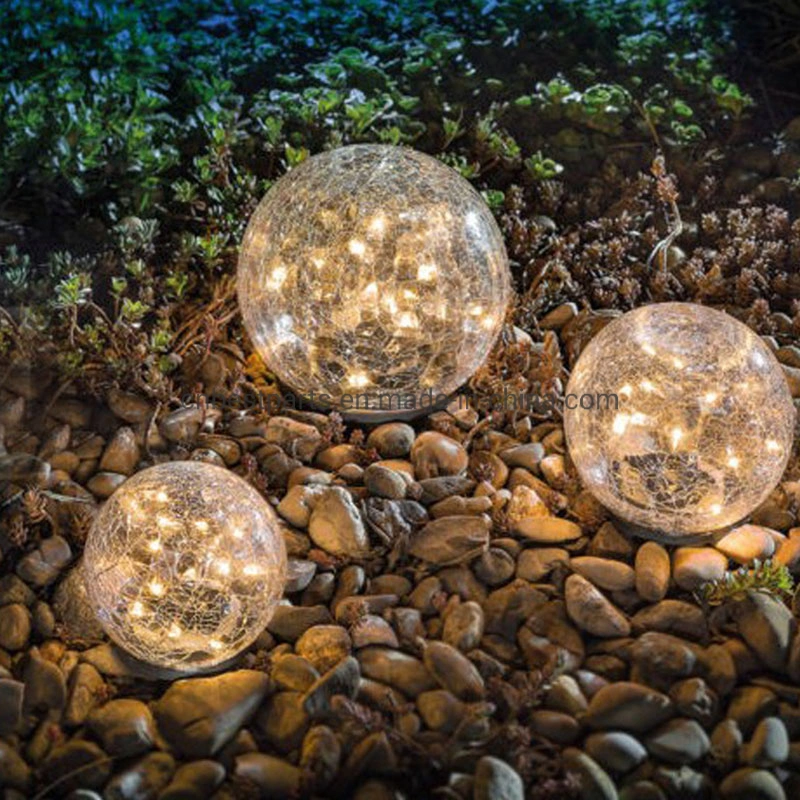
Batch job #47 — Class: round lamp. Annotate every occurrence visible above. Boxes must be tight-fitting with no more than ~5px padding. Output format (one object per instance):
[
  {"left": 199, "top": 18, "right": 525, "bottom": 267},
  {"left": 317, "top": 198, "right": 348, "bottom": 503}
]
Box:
[
  {"left": 83, "top": 461, "right": 287, "bottom": 672},
  {"left": 564, "top": 302, "right": 795, "bottom": 535},
  {"left": 237, "top": 144, "right": 511, "bottom": 418}
]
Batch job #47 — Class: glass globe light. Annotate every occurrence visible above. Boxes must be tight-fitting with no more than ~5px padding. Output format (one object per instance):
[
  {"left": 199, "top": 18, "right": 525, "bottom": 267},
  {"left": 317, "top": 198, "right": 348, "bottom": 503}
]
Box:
[
  {"left": 83, "top": 461, "right": 287, "bottom": 672},
  {"left": 565, "top": 303, "right": 795, "bottom": 535},
  {"left": 237, "top": 144, "right": 511, "bottom": 418}
]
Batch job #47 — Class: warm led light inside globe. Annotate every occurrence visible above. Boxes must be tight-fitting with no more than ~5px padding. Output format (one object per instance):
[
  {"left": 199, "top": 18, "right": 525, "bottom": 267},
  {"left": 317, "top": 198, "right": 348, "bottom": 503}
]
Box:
[
  {"left": 564, "top": 302, "right": 795, "bottom": 535},
  {"left": 237, "top": 145, "right": 511, "bottom": 418},
  {"left": 83, "top": 461, "right": 287, "bottom": 672}
]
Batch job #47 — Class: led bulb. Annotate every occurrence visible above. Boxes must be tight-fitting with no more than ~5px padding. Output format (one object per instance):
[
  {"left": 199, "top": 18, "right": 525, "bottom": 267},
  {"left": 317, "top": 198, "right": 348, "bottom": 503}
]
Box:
[
  {"left": 83, "top": 461, "right": 287, "bottom": 672},
  {"left": 564, "top": 302, "right": 795, "bottom": 535},
  {"left": 237, "top": 144, "right": 511, "bottom": 418}
]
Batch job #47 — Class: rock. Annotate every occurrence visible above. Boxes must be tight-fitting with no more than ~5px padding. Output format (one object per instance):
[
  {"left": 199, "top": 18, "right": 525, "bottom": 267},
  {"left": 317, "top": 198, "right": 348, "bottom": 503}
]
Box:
[
  {"left": 565, "top": 574, "right": 630, "bottom": 637},
  {"left": 351, "top": 615, "right": 399, "bottom": 649},
  {"left": 268, "top": 604, "right": 333, "bottom": 641},
  {"left": 159, "top": 407, "right": 206, "bottom": 443},
  {"left": 529, "top": 709, "right": 580, "bottom": 744},
  {"left": 0, "top": 453, "right": 51, "bottom": 486},
  {"left": 296, "top": 625, "right": 352, "bottom": 673},
  {"left": 584, "top": 682, "right": 674, "bottom": 733},
  {"left": 719, "top": 768, "right": 786, "bottom": 800},
  {"left": 272, "top": 654, "right": 319, "bottom": 692},
  {"left": 645, "top": 718, "right": 710, "bottom": 764},
  {"left": 571, "top": 556, "right": 635, "bottom": 591},
  {"left": 0, "top": 740, "right": 31, "bottom": 791},
  {"left": 87, "top": 470, "right": 128, "bottom": 497},
  {"left": 410, "top": 431, "right": 468, "bottom": 479},
  {"left": 473, "top": 756, "right": 525, "bottom": 800},
  {"left": 417, "top": 690, "right": 466, "bottom": 733},
  {"left": 277, "top": 484, "right": 326, "bottom": 528},
  {"left": 517, "top": 547, "right": 569, "bottom": 581},
  {"left": 629, "top": 632, "right": 699, "bottom": 692},
  {"left": 635, "top": 542, "right": 670, "bottom": 602},
  {"left": 483, "top": 580, "right": 546, "bottom": 640},
  {"left": 107, "top": 389, "right": 153, "bottom": 423},
  {"left": 16, "top": 535, "right": 72, "bottom": 586},
  {"left": 563, "top": 748, "right": 617, "bottom": 800},
  {"left": 672, "top": 547, "right": 728, "bottom": 591},
  {"left": 64, "top": 663, "right": 106, "bottom": 726},
  {"left": 0, "top": 574, "right": 36, "bottom": 606},
  {"left": 363, "top": 464, "right": 407, "bottom": 499},
  {"left": 503, "top": 485, "right": 549, "bottom": 526},
  {"left": 710, "top": 719, "right": 743, "bottom": 773},
  {"left": 0, "top": 603, "right": 30, "bottom": 650},
  {"left": 585, "top": 731, "right": 647, "bottom": 774},
  {"left": 631, "top": 600, "right": 708, "bottom": 641},
  {"left": 669, "top": 678, "right": 718, "bottom": 726},
  {"left": 235, "top": 753, "right": 301, "bottom": 799},
  {"left": 499, "top": 443, "right": 545, "bottom": 472},
  {"left": 103, "top": 751, "right": 175, "bottom": 800},
  {"left": 23, "top": 647, "right": 66, "bottom": 714},
  {"left": 513, "top": 516, "right": 582, "bottom": 543},
  {"left": 99, "top": 426, "right": 140, "bottom": 475},
  {"left": 422, "top": 640, "right": 484, "bottom": 700},
  {"left": 367, "top": 423, "right": 416, "bottom": 458},
  {"left": 715, "top": 525, "right": 777, "bottom": 565},
  {"left": 154, "top": 670, "right": 269, "bottom": 757},
  {"left": 408, "top": 516, "right": 489, "bottom": 565},
  {"left": 443, "top": 601, "right": 484, "bottom": 651},
  {"left": 159, "top": 760, "right": 226, "bottom": 800},
  {"left": 40, "top": 740, "right": 112, "bottom": 793},
  {"left": 586, "top": 521, "right": 632, "bottom": 559},
  {"left": 285, "top": 559, "right": 317, "bottom": 593},
  {"left": 727, "top": 686, "right": 778, "bottom": 736},
  {"left": 53, "top": 564, "right": 107, "bottom": 640},
  {"left": 0, "top": 678, "right": 24, "bottom": 735},
  {"left": 315, "top": 444, "right": 361, "bottom": 471},
  {"left": 741, "top": 717, "right": 789, "bottom": 767},
  {"left": 733, "top": 592, "right": 795, "bottom": 673},
  {"left": 257, "top": 691, "right": 310, "bottom": 752},
  {"left": 302, "top": 656, "right": 361, "bottom": 718},
  {"left": 87, "top": 698, "right": 157, "bottom": 757},
  {"left": 418, "top": 475, "right": 475, "bottom": 504},
  {"left": 430, "top": 495, "right": 492, "bottom": 518},
  {"left": 358, "top": 647, "right": 436, "bottom": 698},
  {"left": 300, "top": 725, "right": 341, "bottom": 792},
  {"left": 308, "top": 487, "right": 369, "bottom": 557}
]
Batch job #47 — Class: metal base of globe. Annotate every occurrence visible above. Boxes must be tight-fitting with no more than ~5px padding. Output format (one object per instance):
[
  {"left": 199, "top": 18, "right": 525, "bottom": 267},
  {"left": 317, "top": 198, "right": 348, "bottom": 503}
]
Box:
[{"left": 612, "top": 516, "right": 732, "bottom": 546}]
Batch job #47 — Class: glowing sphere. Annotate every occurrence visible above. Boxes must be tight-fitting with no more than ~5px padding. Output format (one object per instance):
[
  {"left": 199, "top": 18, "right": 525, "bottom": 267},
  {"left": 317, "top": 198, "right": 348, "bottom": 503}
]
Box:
[
  {"left": 237, "top": 145, "right": 511, "bottom": 418},
  {"left": 565, "top": 303, "right": 795, "bottom": 534},
  {"left": 83, "top": 461, "right": 287, "bottom": 672}
]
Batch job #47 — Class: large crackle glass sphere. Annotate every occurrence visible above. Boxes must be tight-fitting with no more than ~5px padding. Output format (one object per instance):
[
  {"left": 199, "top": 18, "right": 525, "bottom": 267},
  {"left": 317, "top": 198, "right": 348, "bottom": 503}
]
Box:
[
  {"left": 237, "top": 144, "right": 511, "bottom": 418},
  {"left": 83, "top": 461, "right": 287, "bottom": 672},
  {"left": 565, "top": 303, "right": 795, "bottom": 535}
]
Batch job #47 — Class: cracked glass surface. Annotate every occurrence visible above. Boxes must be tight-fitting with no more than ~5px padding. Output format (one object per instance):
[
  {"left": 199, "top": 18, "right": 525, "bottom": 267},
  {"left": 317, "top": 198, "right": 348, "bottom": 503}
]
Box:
[
  {"left": 565, "top": 302, "right": 795, "bottom": 534},
  {"left": 83, "top": 461, "right": 287, "bottom": 671},
  {"left": 237, "top": 145, "right": 511, "bottom": 417}
]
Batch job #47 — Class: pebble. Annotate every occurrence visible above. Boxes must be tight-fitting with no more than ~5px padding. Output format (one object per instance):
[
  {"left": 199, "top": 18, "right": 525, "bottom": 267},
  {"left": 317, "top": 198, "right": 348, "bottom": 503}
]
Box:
[
  {"left": 257, "top": 691, "right": 310, "bottom": 752},
  {"left": 715, "top": 525, "right": 777, "bottom": 565},
  {"left": 16, "top": 535, "right": 72, "bottom": 587},
  {"left": 87, "top": 698, "right": 157, "bottom": 757},
  {"left": 710, "top": 718, "right": 743, "bottom": 772},
  {"left": 499, "top": 443, "right": 545, "bottom": 472},
  {"left": 363, "top": 463, "right": 408, "bottom": 499},
  {"left": 584, "top": 731, "right": 647, "bottom": 774},
  {"left": 587, "top": 521, "right": 633, "bottom": 559},
  {"left": 277, "top": 484, "right": 326, "bottom": 528},
  {"left": 512, "top": 516, "right": 582, "bottom": 543},
  {"left": 296, "top": 625, "right": 352, "bottom": 673},
  {"left": 154, "top": 670, "right": 269, "bottom": 757},
  {"left": 351, "top": 615, "right": 399, "bottom": 649},
  {"left": 516, "top": 547, "right": 569, "bottom": 581},
  {"left": 0, "top": 678, "right": 24, "bottom": 735},
  {"left": 571, "top": 556, "right": 635, "bottom": 591},
  {"left": 422, "top": 640, "right": 485, "bottom": 700},
  {"left": 367, "top": 423, "right": 416, "bottom": 458},
  {"left": 645, "top": 718, "right": 710, "bottom": 763},
  {"left": 565, "top": 574, "right": 630, "bottom": 637},
  {"left": 410, "top": 431, "right": 468, "bottom": 479},
  {"left": 23, "top": 647, "right": 66, "bottom": 714},
  {"left": 443, "top": 601, "right": 484, "bottom": 651},
  {"left": 53, "top": 563, "right": 106, "bottom": 640},
  {"left": 733, "top": 592, "right": 795, "bottom": 673},
  {"left": 719, "top": 768, "right": 786, "bottom": 800},
  {"left": 64, "top": 663, "right": 106, "bottom": 726},
  {"left": 300, "top": 725, "right": 341, "bottom": 792},
  {"left": 529, "top": 709, "right": 580, "bottom": 743},
  {"left": 631, "top": 600, "right": 708, "bottom": 641},
  {"left": 0, "top": 740, "right": 30, "bottom": 792},
  {"left": 358, "top": 647, "right": 436, "bottom": 697},
  {"left": 98, "top": 426, "right": 140, "bottom": 475},
  {"left": 741, "top": 717, "right": 789, "bottom": 767},
  {"left": 635, "top": 541, "right": 670, "bottom": 602},
  {"left": 86, "top": 470, "right": 128, "bottom": 498},
  {"left": 159, "top": 407, "right": 205, "bottom": 443},
  {"left": 159, "top": 759, "right": 226, "bottom": 800},
  {"left": 308, "top": 487, "right": 369, "bottom": 557},
  {"left": 669, "top": 677, "right": 718, "bottom": 726},
  {"left": 584, "top": 682, "right": 674, "bottom": 733},
  {"left": 473, "top": 756, "right": 524, "bottom": 800},
  {"left": 672, "top": 547, "right": 728, "bottom": 591},
  {"left": 235, "top": 753, "right": 301, "bottom": 799},
  {"left": 563, "top": 748, "right": 617, "bottom": 800},
  {"left": 272, "top": 654, "right": 319, "bottom": 692},
  {"left": 302, "top": 656, "right": 361, "bottom": 718},
  {"left": 0, "top": 453, "right": 51, "bottom": 486},
  {"left": 418, "top": 475, "right": 475, "bottom": 504},
  {"left": 103, "top": 751, "right": 175, "bottom": 799},
  {"left": 40, "top": 740, "right": 112, "bottom": 793},
  {"left": 408, "top": 516, "right": 489, "bottom": 565},
  {"left": 107, "top": 388, "right": 153, "bottom": 423},
  {"left": 0, "top": 603, "right": 31, "bottom": 650}
]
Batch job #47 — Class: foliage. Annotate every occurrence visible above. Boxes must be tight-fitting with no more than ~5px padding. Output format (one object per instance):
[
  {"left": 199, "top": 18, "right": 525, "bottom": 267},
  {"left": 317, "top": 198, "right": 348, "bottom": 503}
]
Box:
[{"left": 697, "top": 559, "right": 795, "bottom": 607}]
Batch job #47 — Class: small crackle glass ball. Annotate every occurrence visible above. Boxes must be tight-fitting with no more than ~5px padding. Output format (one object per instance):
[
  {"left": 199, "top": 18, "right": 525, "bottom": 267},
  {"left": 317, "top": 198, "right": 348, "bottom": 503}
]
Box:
[
  {"left": 237, "top": 144, "right": 511, "bottom": 418},
  {"left": 83, "top": 461, "right": 287, "bottom": 672},
  {"left": 565, "top": 302, "right": 795, "bottom": 535}
]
